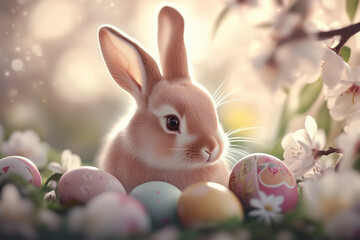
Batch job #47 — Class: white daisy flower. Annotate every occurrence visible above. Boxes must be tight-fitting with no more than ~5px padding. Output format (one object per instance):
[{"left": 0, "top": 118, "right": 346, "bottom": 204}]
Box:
[
  {"left": 249, "top": 191, "right": 284, "bottom": 225},
  {"left": 281, "top": 115, "right": 326, "bottom": 179},
  {"left": 1, "top": 130, "right": 48, "bottom": 168},
  {"left": 48, "top": 149, "right": 81, "bottom": 174}
]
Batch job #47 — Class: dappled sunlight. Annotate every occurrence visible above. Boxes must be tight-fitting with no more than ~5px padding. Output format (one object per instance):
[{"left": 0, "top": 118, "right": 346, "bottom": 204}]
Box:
[
  {"left": 29, "top": 0, "right": 84, "bottom": 40},
  {"left": 53, "top": 47, "right": 110, "bottom": 104}
]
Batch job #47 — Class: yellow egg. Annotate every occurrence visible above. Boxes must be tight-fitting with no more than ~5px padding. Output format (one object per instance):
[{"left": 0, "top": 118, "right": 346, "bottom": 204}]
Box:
[{"left": 177, "top": 182, "right": 244, "bottom": 228}]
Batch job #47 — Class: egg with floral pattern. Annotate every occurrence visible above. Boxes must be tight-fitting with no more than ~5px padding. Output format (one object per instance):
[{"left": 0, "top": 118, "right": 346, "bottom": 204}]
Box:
[
  {"left": 58, "top": 167, "right": 125, "bottom": 204},
  {"left": 0, "top": 156, "right": 42, "bottom": 187},
  {"left": 130, "top": 181, "right": 181, "bottom": 228},
  {"left": 229, "top": 153, "right": 298, "bottom": 212},
  {"left": 177, "top": 182, "right": 244, "bottom": 228}
]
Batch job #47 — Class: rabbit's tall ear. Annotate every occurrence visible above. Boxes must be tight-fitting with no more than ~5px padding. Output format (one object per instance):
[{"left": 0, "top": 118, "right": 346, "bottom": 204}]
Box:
[
  {"left": 99, "top": 26, "right": 162, "bottom": 100},
  {"left": 158, "top": 6, "right": 189, "bottom": 81}
]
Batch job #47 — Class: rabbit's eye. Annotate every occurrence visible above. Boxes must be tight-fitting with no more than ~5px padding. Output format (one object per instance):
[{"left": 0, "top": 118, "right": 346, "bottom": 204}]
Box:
[{"left": 166, "top": 115, "right": 180, "bottom": 131}]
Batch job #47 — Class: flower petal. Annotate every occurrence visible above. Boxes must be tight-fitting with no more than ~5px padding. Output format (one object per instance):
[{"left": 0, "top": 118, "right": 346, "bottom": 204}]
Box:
[
  {"left": 293, "top": 129, "right": 312, "bottom": 153},
  {"left": 61, "top": 149, "right": 81, "bottom": 172},
  {"left": 258, "top": 191, "right": 268, "bottom": 203},
  {"left": 314, "top": 129, "right": 326, "bottom": 150},
  {"left": 322, "top": 49, "right": 351, "bottom": 88},
  {"left": 47, "top": 162, "right": 63, "bottom": 174},
  {"left": 263, "top": 213, "right": 272, "bottom": 226},
  {"left": 305, "top": 115, "right": 317, "bottom": 142},
  {"left": 269, "top": 211, "right": 283, "bottom": 223},
  {"left": 281, "top": 133, "right": 296, "bottom": 149},
  {"left": 250, "top": 198, "right": 264, "bottom": 209},
  {"left": 283, "top": 141, "right": 309, "bottom": 166},
  {"left": 329, "top": 91, "right": 355, "bottom": 121},
  {"left": 248, "top": 209, "right": 263, "bottom": 217}
]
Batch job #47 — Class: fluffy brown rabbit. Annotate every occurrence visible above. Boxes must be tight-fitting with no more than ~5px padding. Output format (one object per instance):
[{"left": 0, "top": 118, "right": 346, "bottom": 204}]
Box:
[{"left": 97, "top": 6, "right": 230, "bottom": 192}]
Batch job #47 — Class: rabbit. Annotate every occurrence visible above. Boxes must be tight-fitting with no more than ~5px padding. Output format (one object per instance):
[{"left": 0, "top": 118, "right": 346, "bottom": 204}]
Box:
[{"left": 97, "top": 6, "right": 230, "bottom": 192}]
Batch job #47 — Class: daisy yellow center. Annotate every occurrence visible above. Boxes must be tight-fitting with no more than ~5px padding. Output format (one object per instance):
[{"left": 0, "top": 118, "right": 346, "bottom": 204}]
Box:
[{"left": 264, "top": 204, "right": 273, "bottom": 212}]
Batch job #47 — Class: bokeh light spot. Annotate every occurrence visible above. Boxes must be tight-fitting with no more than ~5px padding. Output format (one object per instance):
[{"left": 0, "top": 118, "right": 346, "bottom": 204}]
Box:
[
  {"left": 31, "top": 44, "right": 43, "bottom": 57},
  {"left": 29, "top": 0, "right": 83, "bottom": 40},
  {"left": 11, "top": 59, "right": 24, "bottom": 71},
  {"left": 53, "top": 48, "right": 106, "bottom": 103}
]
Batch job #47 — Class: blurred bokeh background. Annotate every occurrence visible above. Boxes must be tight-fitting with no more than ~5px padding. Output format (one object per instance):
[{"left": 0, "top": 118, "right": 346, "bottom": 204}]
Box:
[{"left": 0, "top": 0, "right": 285, "bottom": 163}]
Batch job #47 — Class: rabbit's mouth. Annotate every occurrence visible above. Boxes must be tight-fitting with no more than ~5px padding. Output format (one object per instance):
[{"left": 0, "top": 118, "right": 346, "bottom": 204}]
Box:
[{"left": 205, "top": 151, "right": 218, "bottom": 163}]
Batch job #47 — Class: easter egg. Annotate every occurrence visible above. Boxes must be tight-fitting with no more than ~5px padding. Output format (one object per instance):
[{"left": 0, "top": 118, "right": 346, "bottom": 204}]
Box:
[
  {"left": 229, "top": 153, "right": 298, "bottom": 212},
  {"left": 130, "top": 181, "right": 181, "bottom": 228},
  {"left": 0, "top": 156, "right": 42, "bottom": 187},
  {"left": 68, "top": 192, "right": 151, "bottom": 238},
  {"left": 58, "top": 167, "right": 126, "bottom": 204},
  {"left": 177, "top": 182, "right": 244, "bottom": 228}
]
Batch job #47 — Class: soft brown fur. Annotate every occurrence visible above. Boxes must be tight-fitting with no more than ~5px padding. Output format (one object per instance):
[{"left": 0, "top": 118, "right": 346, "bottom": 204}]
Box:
[{"left": 97, "top": 6, "right": 230, "bottom": 192}]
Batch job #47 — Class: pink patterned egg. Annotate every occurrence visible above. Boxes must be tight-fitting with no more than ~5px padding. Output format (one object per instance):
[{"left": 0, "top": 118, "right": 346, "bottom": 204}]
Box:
[
  {"left": 58, "top": 167, "right": 126, "bottom": 204},
  {"left": 229, "top": 153, "right": 298, "bottom": 212},
  {"left": 0, "top": 156, "right": 42, "bottom": 187}
]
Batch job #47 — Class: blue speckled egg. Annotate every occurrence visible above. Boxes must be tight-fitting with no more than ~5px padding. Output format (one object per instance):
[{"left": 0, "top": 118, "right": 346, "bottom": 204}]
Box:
[{"left": 130, "top": 181, "right": 181, "bottom": 228}]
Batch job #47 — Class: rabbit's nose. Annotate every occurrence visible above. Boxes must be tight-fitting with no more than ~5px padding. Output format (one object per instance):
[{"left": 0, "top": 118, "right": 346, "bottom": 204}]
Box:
[
  {"left": 204, "top": 136, "right": 217, "bottom": 152},
  {"left": 201, "top": 136, "right": 219, "bottom": 162}
]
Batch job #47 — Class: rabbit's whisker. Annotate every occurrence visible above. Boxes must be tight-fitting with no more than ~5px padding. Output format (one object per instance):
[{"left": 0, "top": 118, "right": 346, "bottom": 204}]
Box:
[
  {"left": 230, "top": 145, "right": 250, "bottom": 155},
  {"left": 216, "top": 98, "right": 243, "bottom": 108},
  {"left": 229, "top": 143, "right": 250, "bottom": 151},
  {"left": 228, "top": 136, "right": 258, "bottom": 141},
  {"left": 228, "top": 147, "right": 248, "bottom": 156},
  {"left": 224, "top": 152, "right": 239, "bottom": 165},
  {"left": 215, "top": 88, "right": 239, "bottom": 109},
  {"left": 212, "top": 75, "right": 230, "bottom": 102},
  {"left": 226, "top": 126, "right": 258, "bottom": 137},
  {"left": 228, "top": 138, "right": 260, "bottom": 144},
  {"left": 214, "top": 89, "right": 227, "bottom": 107}
]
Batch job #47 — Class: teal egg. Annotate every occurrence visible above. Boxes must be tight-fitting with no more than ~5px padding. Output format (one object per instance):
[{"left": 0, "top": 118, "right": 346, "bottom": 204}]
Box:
[{"left": 130, "top": 181, "right": 181, "bottom": 228}]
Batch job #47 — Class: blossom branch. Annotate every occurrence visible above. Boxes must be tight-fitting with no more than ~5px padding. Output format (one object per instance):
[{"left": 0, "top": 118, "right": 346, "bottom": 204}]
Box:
[
  {"left": 317, "top": 22, "right": 360, "bottom": 53},
  {"left": 312, "top": 147, "right": 342, "bottom": 160},
  {"left": 278, "top": 22, "right": 360, "bottom": 54}
]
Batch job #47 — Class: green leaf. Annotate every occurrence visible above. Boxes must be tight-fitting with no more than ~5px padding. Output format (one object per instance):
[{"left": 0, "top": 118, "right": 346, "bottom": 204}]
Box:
[
  {"left": 339, "top": 46, "right": 351, "bottom": 62},
  {"left": 347, "top": 0, "right": 359, "bottom": 22},
  {"left": 212, "top": 5, "right": 231, "bottom": 39},
  {"left": 42, "top": 173, "right": 62, "bottom": 190},
  {"left": 298, "top": 79, "right": 323, "bottom": 114},
  {"left": 353, "top": 154, "right": 360, "bottom": 172},
  {"left": 316, "top": 102, "right": 332, "bottom": 135}
]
